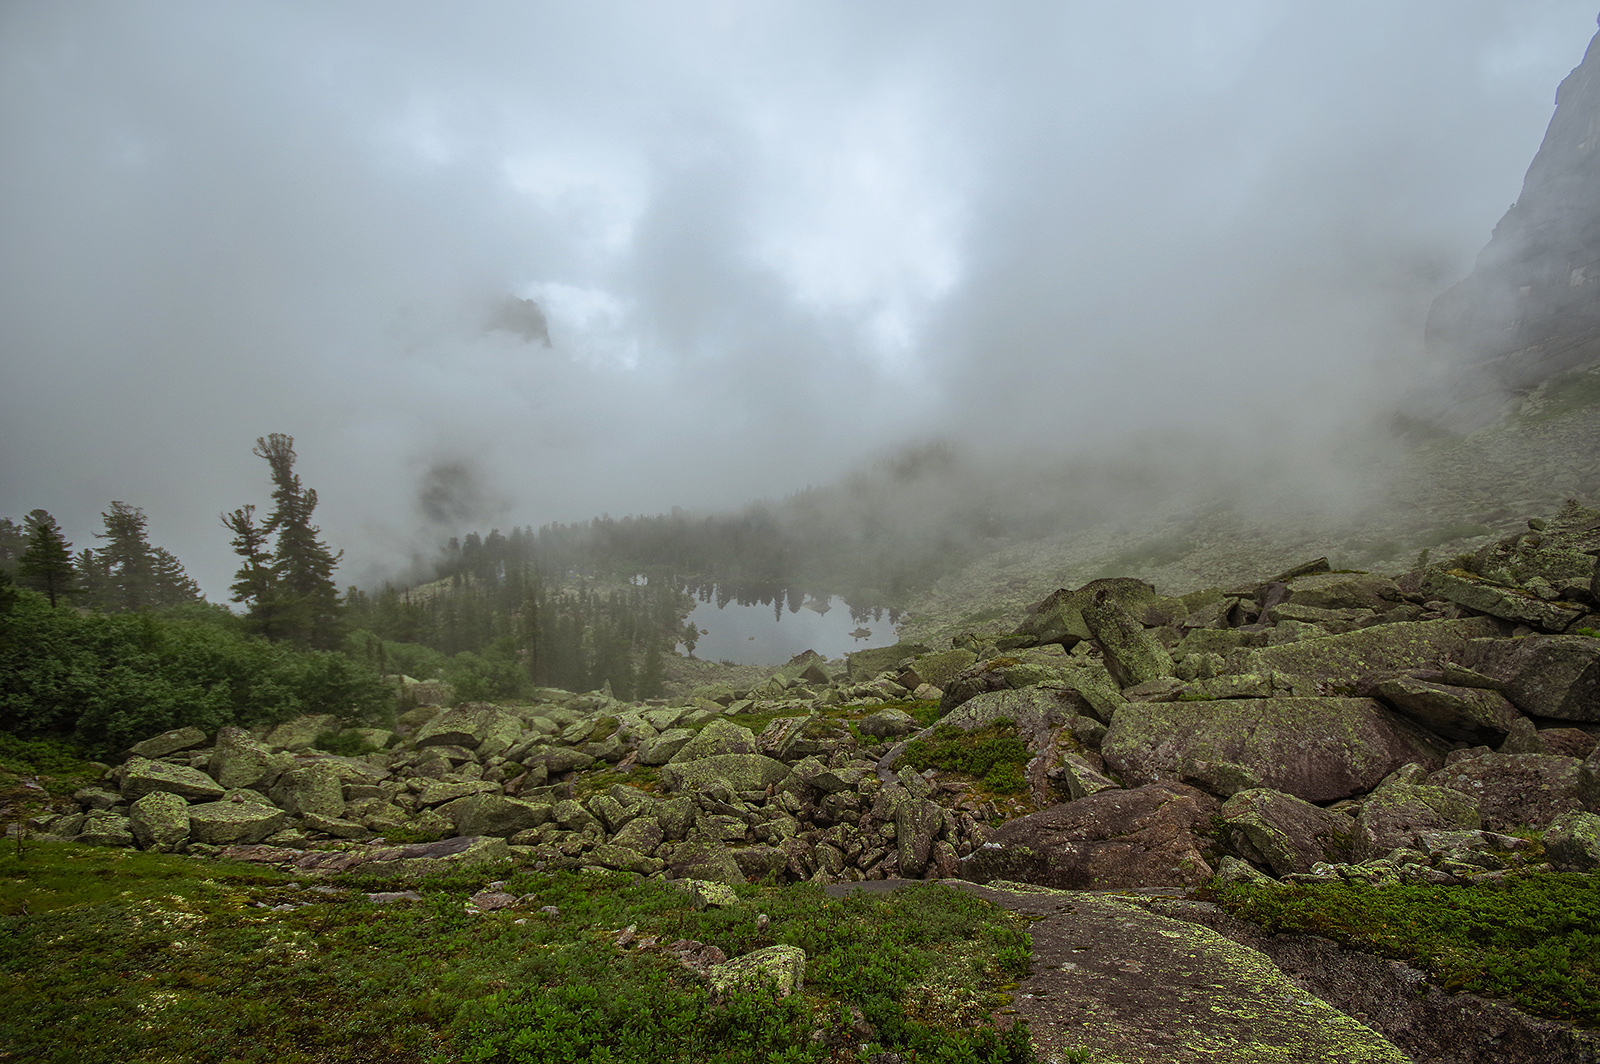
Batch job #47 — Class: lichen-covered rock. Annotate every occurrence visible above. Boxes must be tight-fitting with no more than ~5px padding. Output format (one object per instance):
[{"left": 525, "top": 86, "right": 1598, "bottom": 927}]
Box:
[
  {"left": 589, "top": 843, "right": 662, "bottom": 875},
  {"left": 1227, "top": 618, "right": 1502, "bottom": 691},
  {"left": 1005, "top": 578, "right": 1158, "bottom": 649},
  {"left": 413, "top": 704, "right": 524, "bottom": 754},
  {"left": 611, "top": 815, "right": 664, "bottom": 854},
  {"left": 1281, "top": 572, "right": 1403, "bottom": 612},
  {"left": 1367, "top": 675, "right": 1525, "bottom": 743},
  {"left": 130, "top": 790, "right": 190, "bottom": 851},
  {"left": 415, "top": 780, "right": 500, "bottom": 808},
  {"left": 896, "top": 797, "right": 945, "bottom": 877},
  {"left": 1220, "top": 789, "right": 1353, "bottom": 875},
  {"left": 845, "top": 642, "right": 930, "bottom": 682},
  {"left": 209, "top": 727, "right": 289, "bottom": 791},
  {"left": 523, "top": 745, "right": 597, "bottom": 775},
  {"left": 1082, "top": 592, "right": 1173, "bottom": 688},
  {"left": 1426, "top": 752, "right": 1589, "bottom": 831},
  {"left": 119, "top": 756, "right": 225, "bottom": 803},
  {"left": 1461, "top": 635, "right": 1600, "bottom": 721},
  {"left": 1056, "top": 753, "right": 1120, "bottom": 800},
  {"left": 187, "top": 800, "right": 286, "bottom": 845},
  {"left": 660, "top": 754, "right": 790, "bottom": 793},
  {"left": 75, "top": 810, "right": 134, "bottom": 847},
  {"left": 443, "top": 794, "right": 551, "bottom": 837},
  {"left": 669, "top": 719, "right": 758, "bottom": 763},
  {"left": 666, "top": 837, "right": 745, "bottom": 885},
  {"left": 127, "top": 725, "right": 208, "bottom": 760},
  {"left": 963, "top": 783, "right": 1219, "bottom": 889},
  {"left": 270, "top": 763, "right": 346, "bottom": 819},
  {"left": 708, "top": 945, "right": 806, "bottom": 998},
  {"left": 1421, "top": 569, "right": 1587, "bottom": 631},
  {"left": 1543, "top": 809, "right": 1600, "bottom": 871},
  {"left": 757, "top": 715, "right": 856, "bottom": 761},
  {"left": 858, "top": 708, "right": 919, "bottom": 737},
  {"left": 263, "top": 714, "right": 338, "bottom": 752},
  {"left": 1103, "top": 697, "right": 1446, "bottom": 802},
  {"left": 1352, "top": 780, "right": 1481, "bottom": 860}
]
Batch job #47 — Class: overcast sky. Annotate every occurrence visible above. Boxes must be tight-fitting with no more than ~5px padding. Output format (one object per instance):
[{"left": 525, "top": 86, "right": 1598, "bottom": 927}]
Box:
[{"left": 2, "top": 1, "right": 1596, "bottom": 598}]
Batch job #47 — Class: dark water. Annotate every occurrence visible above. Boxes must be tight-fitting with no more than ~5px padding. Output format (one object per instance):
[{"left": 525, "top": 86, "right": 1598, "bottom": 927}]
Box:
[{"left": 680, "top": 594, "right": 900, "bottom": 665}]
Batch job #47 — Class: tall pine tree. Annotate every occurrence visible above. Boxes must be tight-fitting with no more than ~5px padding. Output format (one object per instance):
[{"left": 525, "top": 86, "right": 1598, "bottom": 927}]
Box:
[
  {"left": 228, "top": 434, "right": 344, "bottom": 648},
  {"left": 18, "top": 509, "right": 75, "bottom": 607}
]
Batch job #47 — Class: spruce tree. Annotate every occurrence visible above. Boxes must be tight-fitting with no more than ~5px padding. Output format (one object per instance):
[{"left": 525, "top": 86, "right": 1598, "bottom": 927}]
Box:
[
  {"left": 95, "top": 502, "right": 155, "bottom": 611},
  {"left": 221, "top": 503, "right": 280, "bottom": 637},
  {"left": 233, "top": 434, "right": 344, "bottom": 648},
  {"left": 17, "top": 509, "right": 75, "bottom": 607}
]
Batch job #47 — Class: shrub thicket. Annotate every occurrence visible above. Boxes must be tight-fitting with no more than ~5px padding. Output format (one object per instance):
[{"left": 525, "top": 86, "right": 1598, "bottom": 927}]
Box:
[{"left": 0, "top": 591, "right": 392, "bottom": 756}]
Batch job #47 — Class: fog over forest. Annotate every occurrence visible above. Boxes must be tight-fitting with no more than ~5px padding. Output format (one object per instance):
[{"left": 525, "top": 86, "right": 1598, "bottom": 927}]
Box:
[{"left": 2, "top": 2, "right": 1596, "bottom": 599}]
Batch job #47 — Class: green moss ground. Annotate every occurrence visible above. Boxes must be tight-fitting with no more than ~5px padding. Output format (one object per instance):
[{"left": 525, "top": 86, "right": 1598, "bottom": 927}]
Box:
[
  {"left": 1, "top": 841, "right": 1035, "bottom": 1063},
  {"left": 1217, "top": 872, "right": 1600, "bottom": 1027}
]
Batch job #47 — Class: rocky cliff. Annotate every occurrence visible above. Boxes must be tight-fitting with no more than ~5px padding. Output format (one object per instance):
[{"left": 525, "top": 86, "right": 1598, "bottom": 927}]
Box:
[{"left": 1428, "top": 17, "right": 1600, "bottom": 390}]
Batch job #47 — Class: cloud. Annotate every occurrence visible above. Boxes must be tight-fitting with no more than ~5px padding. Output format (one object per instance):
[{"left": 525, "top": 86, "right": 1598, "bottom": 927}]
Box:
[{"left": 1, "top": 1, "right": 1594, "bottom": 596}]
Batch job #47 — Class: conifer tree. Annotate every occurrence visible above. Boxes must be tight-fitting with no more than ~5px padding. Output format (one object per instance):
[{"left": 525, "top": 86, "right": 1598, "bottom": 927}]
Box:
[
  {"left": 221, "top": 503, "right": 280, "bottom": 637},
  {"left": 231, "top": 434, "right": 344, "bottom": 648},
  {"left": 94, "top": 502, "right": 155, "bottom": 611},
  {"left": 18, "top": 509, "right": 75, "bottom": 607}
]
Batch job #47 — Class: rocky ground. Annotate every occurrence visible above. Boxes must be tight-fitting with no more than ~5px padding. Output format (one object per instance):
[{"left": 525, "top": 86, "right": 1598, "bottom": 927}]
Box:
[{"left": 22, "top": 487, "right": 1600, "bottom": 1062}]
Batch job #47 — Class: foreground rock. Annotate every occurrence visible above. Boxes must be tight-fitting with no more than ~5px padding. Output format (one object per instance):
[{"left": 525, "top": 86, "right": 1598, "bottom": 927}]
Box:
[{"left": 939, "top": 882, "right": 1411, "bottom": 1064}]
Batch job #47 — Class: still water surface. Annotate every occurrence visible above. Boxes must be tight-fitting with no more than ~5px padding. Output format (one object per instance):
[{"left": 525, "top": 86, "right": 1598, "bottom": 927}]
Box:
[{"left": 680, "top": 595, "right": 900, "bottom": 665}]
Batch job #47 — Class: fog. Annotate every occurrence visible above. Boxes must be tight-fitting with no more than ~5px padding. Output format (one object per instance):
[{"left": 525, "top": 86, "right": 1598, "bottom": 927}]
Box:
[{"left": 2, "top": 2, "right": 1595, "bottom": 598}]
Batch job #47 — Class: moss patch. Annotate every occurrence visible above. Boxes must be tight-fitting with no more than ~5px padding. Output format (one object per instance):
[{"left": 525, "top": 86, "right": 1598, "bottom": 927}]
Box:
[
  {"left": 1217, "top": 872, "right": 1600, "bottom": 1027},
  {"left": 904, "top": 719, "right": 1030, "bottom": 794}
]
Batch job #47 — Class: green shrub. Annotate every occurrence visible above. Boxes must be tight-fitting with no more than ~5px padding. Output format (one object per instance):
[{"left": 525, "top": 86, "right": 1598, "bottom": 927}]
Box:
[
  {"left": 1217, "top": 873, "right": 1600, "bottom": 1026},
  {"left": 903, "top": 719, "right": 1030, "bottom": 794},
  {"left": 0, "top": 591, "right": 392, "bottom": 756}
]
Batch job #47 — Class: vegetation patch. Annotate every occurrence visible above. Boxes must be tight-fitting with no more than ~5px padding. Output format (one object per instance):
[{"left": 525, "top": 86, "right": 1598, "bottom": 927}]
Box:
[
  {"left": 903, "top": 719, "right": 1030, "bottom": 795},
  {"left": 1216, "top": 873, "right": 1600, "bottom": 1027},
  {"left": 0, "top": 842, "right": 1035, "bottom": 1063}
]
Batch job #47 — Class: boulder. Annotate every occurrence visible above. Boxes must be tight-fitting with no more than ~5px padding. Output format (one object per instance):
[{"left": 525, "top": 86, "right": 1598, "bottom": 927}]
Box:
[
  {"left": 1102, "top": 697, "right": 1446, "bottom": 802},
  {"left": 669, "top": 719, "right": 757, "bottom": 763},
  {"left": 757, "top": 715, "right": 856, "bottom": 761},
  {"left": 1421, "top": 569, "right": 1587, "bottom": 631},
  {"left": 263, "top": 714, "right": 338, "bottom": 751},
  {"left": 666, "top": 837, "right": 746, "bottom": 885},
  {"left": 119, "top": 756, "right": 224, "bottom": 803},
  {"left": 1543, "top": 810, "right": 1600, "bottom": 871},
  {"left": 1280, "top": 572, "right": 1402, "bottom": 612},
  {"left": 187, "top": 801, "right": 286, "bottom": 845},
  {"left": 708, "top": 945, "right": 806, "bottom": 998},
  {"left": 1055, "top": 754, "right": 1120, "bottom": 800},
  {"left": 413, "top": 704, "right": 524, "bottom": 754},
  {"left": 129, "top": 791, "right": 191, "bottom": 851},
  {"left": 1005, "top": 578, "right": 1158, "bottom": 649},
  {"left": 443, "top": 794, "right": 551, "bottom": 837},
  {"left": 1426, "top": 753, "right": 1590, "bottom": 831},
  {"left": 1460, "top": 635, "right": 1600, "bottom": 721},
  {"left": 858, "top": 708, "right": 919, "bottom": 738},
  {"left": 127, "top": 725, "right": 208, "bottom": 760},
  {"left": 910, "top": 649, "right": 979, "bottom": 689},
  {"left": 962, "top": 783, "right": 1219, "bottom": 890},
  {"left": 896, "top": 797, "right": 946, "bottom": 877},
  {"left": 1082, "top": 592, "right": 1173, "bottom": 688},
  {"left": 589, "top": 843, "right": 662, "bottom": 875},
  {"left": 209, "top": 727, "right": 288, "bottom": 791},
  {"left": 1366, "top": 675, "right": 1525, "bottom": 743},
  {"left": 1219, "top": 789, "right": 1353, "bottom": 876},
  {"left": 270, "top": 763, "right": 346, "bottom": 819},
  {"left": 75, "top": 810, "right": 134, "bottom": 847},
  {"left": 1227, "top": 617, "right": 1502, "bottom": 691},
  {"left": 661, "top": 754, "right": 790, "bottom": 794},
  {"left": 1352, "top": 780, "right": 1482, "bottom": 861},
  {"left": 845, "top": 642, "right": 929, "bottom": 682}
]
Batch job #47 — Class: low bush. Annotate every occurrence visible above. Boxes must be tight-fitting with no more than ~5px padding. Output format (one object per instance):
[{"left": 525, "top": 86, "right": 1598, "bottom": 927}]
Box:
[
  {"left": 0, "top": 592, "right": 392, "bottom": 757},
  {"left": 0, "top": 844, "right": 1037, "bottom": 1063},
  {"left": 1217, "top": 873, "right": 1600, "bottom": 1026},
  {"left": 903, "top": 719, "right": 1030, "bottom": 794}
]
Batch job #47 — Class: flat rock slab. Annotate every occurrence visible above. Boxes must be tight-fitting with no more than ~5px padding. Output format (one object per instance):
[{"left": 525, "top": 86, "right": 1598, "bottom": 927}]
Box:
[{"left": 829, "top": 879, "right": 1407, "bottom": 1064}]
